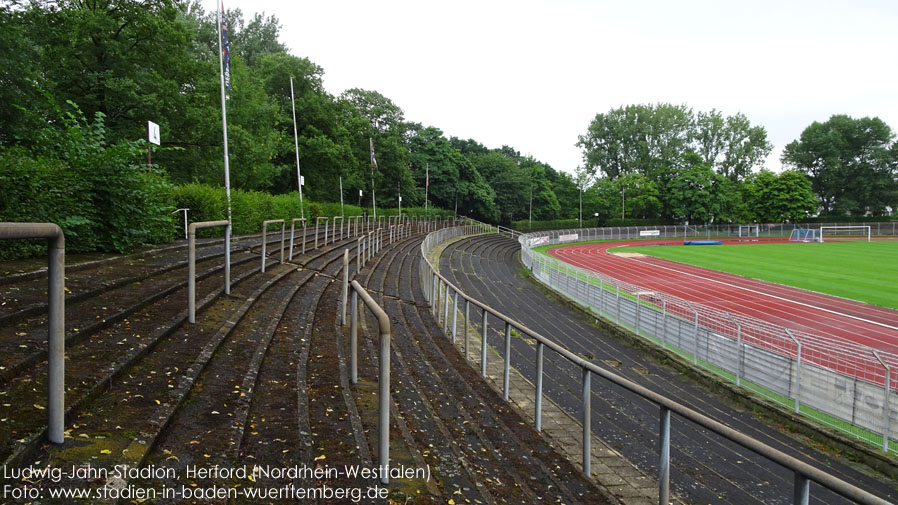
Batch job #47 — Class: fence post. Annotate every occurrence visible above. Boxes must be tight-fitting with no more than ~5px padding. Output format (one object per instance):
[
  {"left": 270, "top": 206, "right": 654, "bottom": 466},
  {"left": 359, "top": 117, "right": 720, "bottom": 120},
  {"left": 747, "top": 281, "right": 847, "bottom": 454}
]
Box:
[
  {"left": 636, "top": 292, "right": 641, "bottom": 335},
  {"left": 659, "top": 405, "right": 670, "bottom": 505},
  {"left": 535, "top": 341, "right": 544, "bottom": 432},
  {"left": 357, "top": 237, "right": 362, "bottom": 275},
  {"left": 616, "top": 283, "right": 621, "bottom": 324},
  {"left": 873, "top": 351, "right": 891, "bottom": 452},
  {"left": 661, "top": 299, "right": 667, "bottom": 349},
  {"left": 786, "top": 329, "right": 801, "bottom": 414},
  {"left": 727, "top": 313, "right": 742, "bottom": 386},
  {"left": 582, "top": 367, "right": 591, "bottom": 475},
  {"left": 686, "top": 301, "right": 699, "bottom": 366}
]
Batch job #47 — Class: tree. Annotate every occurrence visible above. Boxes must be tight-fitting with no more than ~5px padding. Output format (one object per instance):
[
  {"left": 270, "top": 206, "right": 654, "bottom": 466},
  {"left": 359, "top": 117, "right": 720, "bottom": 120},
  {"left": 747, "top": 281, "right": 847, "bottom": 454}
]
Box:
[
  {"left": 782, "top": 115, "right": 898, "bottom": 216},
  {"left": 577, "top": 103, "right": 694, "bottom": 180},
  {"left": 577, "top": 103, "right": 772, "bottom": 183},
  {"left": 695, "top": 110, "right": 772, "bottom": 181},
  {"left": 745, "top": 170, "right": 817, "bottom": 222},
  {"left": 663, "top": 155, "right": 724, "bottom": 224}
]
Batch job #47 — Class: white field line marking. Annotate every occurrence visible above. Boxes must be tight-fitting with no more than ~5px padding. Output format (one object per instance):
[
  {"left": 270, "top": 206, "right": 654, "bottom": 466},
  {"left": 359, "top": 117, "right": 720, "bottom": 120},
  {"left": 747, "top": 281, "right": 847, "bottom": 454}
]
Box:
[{"left": 623, "top": 256, "right": 898, "bottom": 333}]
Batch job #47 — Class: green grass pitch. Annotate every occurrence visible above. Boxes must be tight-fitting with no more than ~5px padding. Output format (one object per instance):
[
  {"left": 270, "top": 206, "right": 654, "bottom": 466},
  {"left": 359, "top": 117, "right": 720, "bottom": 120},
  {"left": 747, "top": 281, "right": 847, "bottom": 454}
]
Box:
[{"left": 611, "top": 240, "right": 898, "bottom": 310}]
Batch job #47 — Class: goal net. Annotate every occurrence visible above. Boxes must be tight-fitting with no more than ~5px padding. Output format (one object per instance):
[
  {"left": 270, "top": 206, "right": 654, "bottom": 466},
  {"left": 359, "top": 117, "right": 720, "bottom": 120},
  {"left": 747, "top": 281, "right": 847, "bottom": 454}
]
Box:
[
  {"left": 738, "top": 225, "right": 759, "bottom": 238},
  {"left": 789, "top": 229, "right": 819, "bottom": 242},
  {"left": 819, "top": 225, "right": 871, "bottom": 242}
]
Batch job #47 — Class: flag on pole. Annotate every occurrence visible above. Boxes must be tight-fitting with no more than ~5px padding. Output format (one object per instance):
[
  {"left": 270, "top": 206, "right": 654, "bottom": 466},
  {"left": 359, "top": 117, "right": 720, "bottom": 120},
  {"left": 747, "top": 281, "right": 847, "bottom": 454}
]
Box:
[
  {"left": 369, "top": 137, "right": 377, "bottom": 170},
  {"left": 221, "top": 2, "right": 231, "bottom": 91},
  {"left": 425, "top": 162, "right": 429, "bottom": 187}
]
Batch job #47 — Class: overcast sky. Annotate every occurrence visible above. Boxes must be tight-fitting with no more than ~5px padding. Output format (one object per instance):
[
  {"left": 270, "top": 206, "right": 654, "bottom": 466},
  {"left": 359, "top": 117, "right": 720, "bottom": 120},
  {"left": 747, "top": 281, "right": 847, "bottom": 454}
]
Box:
[{"left": 210, "top": 0, "right": 898, "bottom": 176}]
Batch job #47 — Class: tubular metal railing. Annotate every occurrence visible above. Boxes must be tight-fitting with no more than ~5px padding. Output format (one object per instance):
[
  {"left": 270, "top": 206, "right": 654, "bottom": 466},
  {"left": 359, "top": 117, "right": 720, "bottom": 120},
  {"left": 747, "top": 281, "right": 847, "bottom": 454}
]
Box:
[
  {"left": 340, "top": 251, "right": 391, "bottom": 484},
  {"left": 288, "top": 218, "right": 306, "bottom": 260},
  {"left": 260, "top": 219, "right": 285, "bottom": 272},
  {"left": 0, "top": 223, "right": 66, "bottom": 444},
  {"left": 187, "top": 220, "right": 230, "bottom": 324},
  {"left": 419, "top": 223, "right": 892, "bottom": 505}
]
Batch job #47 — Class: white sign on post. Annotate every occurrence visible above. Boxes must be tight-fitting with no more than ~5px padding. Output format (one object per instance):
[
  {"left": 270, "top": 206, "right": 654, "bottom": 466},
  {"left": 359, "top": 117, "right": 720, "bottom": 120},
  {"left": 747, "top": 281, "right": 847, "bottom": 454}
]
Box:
[
  {"left": 300, "top": 175, "right": 305, "bottom": 186},
  {"left": 147, "top": 121, "right": 160, "bottom": 146}
]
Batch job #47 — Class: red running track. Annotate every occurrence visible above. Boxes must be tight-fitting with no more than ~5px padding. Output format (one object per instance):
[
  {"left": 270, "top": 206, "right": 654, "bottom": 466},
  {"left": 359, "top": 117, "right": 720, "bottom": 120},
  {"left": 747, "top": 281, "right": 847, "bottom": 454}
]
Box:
[{"left": 548, "top": 239, "right": 898, "bottom": 361}]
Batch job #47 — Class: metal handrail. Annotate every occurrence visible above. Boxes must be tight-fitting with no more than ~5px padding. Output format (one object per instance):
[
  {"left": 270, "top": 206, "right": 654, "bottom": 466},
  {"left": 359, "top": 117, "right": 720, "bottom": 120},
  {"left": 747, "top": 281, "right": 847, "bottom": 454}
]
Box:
[
  {"left": 288, "top": 218, "right": 306, "bottom": 260},
  {"left": 315, "top": 217, "right": 328, "bottom": 249},
  {"left": 348, "top": 279, "right": 391, "bottom": 484},
  {"left": 188, "top": 220, "right": 230, "bottom": 324},
  {"left": 0, "top": 223, "right": 65, "bottom": 444},
  {"left": 261, "top": 219, "right": 285, "bottom": 272},
  {"left": 419, "top": 225, "right": 891, "bottom": 505}
]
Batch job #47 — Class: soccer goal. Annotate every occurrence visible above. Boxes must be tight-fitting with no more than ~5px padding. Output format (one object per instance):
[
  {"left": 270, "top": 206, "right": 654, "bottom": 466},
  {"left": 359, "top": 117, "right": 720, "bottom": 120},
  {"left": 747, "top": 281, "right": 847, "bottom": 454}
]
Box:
[
  {"left": 819, "top": 225, "right": 871, "bottom": 242},
  {"left": 789, "top": 228, "right": 819, "bottom": 242},
  {"left": 738, "top": 224, "right": 759, "bottom": 238}
]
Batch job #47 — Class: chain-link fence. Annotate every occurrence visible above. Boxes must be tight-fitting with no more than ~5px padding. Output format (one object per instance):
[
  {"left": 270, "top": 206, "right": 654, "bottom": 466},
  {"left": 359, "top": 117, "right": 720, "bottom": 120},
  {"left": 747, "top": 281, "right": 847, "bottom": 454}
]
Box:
[{"left": 519, "top": 224, "right": 898, "bottom": 454}]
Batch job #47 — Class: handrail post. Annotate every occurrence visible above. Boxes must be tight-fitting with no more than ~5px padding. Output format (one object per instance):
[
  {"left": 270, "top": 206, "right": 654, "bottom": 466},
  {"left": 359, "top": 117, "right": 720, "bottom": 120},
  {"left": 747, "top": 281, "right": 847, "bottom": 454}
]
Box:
[
  {"left": 503, "top": 322, "right": 512, "bottom": 400},
  {"left": 582, "top": 367, "right": 591, "bottom": 475},
  {"left": 279, "top": 221, "right": 285, "bottom": 264},
  {"left": 659, "top": 406, "right": 670, "bottom": 505},
  {"left": 464, "top": 299, "right": 470, "bottom": 358},
  {"left": 535, "top": 341, "right": 544, "bottom": 432},
  {"left": 443, "top": 285, "right": 450, "bottom": 332},
  {"left": 315, "top": 217, "right": 328, "bottom": 249},
  {"left": 289, "top": 218, "right": 305, "bottom": 261},
  {"left": 347, "top": 281, "right": 392, "bottom": 483},
  {"left": 350, "top": 289, "right": 358, "bottom": 384},
  {"left": 452, "top": 291, "right": 459, "bottom": 343},
  {"left": 0, "top": 223, "right": 67, "bottom": 444},
  {"left": 357, "top": 237, "right": 362, "bottom": 275},
  {"left": 224, "top": 224, "right": 231, "bottom": 295},
  {"left": 794, "top": 472, "right": 809, "bottom": 505},
  {"left": 342, "top": 249, "right": 349, "bottom": 326},
  {"left": 261, "top": 219, "right": 285, "bottom": 272},
  {"left": 188, "top": 220, "right": 229, "bottom": 324},
  {"left": 481, "top": 309, "right": 489, "bottom": 377}
]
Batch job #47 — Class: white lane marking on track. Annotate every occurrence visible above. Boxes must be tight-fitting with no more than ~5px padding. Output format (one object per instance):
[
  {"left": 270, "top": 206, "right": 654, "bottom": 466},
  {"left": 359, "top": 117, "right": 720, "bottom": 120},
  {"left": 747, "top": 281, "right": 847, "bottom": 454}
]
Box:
[{"left": 622, "top": 256, "right": 898, "bottom": 333}]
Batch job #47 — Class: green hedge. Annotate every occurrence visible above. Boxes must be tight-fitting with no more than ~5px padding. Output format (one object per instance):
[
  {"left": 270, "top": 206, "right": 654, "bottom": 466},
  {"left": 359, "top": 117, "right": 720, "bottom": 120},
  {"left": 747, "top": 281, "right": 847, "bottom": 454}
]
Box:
[
  {"left": 0, "top": 104, "right": 176, "bottom": 260},
  {"left": 172, "top": 184, "right": 453, "bottom": 237}
]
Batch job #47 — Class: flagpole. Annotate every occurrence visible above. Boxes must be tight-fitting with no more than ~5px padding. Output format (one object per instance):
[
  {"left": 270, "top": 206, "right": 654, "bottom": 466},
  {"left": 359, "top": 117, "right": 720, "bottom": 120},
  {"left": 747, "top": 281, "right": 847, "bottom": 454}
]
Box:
[
  {"left": 290, "top": 77, "right": 304, "bottom": 220},
  {"left": 369, "top": 137, "right": 377, "bottom": 220},
  {"left": 425, "top": 162, "right": 429, "bottom": 218},
  {"left": 217, "top": 0, "right": 232, "bottom": 294}
]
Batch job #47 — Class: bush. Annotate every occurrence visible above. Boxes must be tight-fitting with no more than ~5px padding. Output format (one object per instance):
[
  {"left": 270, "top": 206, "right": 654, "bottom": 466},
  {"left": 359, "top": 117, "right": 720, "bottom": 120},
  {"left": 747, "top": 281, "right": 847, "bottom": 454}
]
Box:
[{"left": 0, "top": 102, "right": 175, "bottom": 260}]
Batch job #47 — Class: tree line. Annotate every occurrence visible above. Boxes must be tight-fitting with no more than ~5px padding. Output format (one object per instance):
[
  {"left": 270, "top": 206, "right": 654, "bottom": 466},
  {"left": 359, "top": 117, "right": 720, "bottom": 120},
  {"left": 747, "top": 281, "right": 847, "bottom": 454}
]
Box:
[
  {"left": 577, "top": 104, "right": 897, "bottom": 224},
  {"left": 1, "top": 1, "right": 896, "bottom": 257}
]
